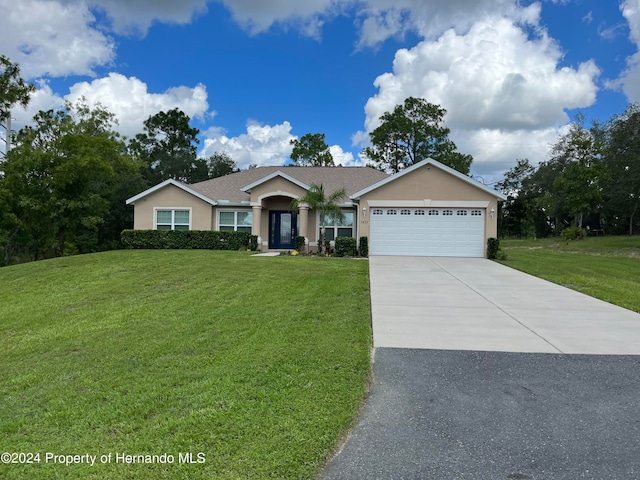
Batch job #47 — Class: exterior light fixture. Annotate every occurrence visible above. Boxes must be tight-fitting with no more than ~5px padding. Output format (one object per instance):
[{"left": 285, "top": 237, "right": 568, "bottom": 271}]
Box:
[
  {"left": 362, "top": 206, "right": 367, "bottom": 216},
  {"left": 490, "top": 208, "right": 495, "bottom": 218}
]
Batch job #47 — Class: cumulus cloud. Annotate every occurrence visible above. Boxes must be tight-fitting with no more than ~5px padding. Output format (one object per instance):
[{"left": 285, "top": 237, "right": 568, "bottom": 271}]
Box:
[
  {"left": 218, "top": 0, "right": 536, "bottom": 46},
  {"left": 0, "top": 0, "right": 115, "bottom": 79},
  {"left": 612, "top": 0, "right": 640, "bottom": 102},
  {"left": 219, "top": 0, "right": 337, "bottom": 37},
  {"left": 200, "top": 121, "right": 297, "bottom": 168},
  {"left": 200, "top": 121, "right": 358, "bottom": 168},
  {"left": 63, "top": 0, "right": 210, "bottom": 34},
  {"left": 63, "top": 73, "right": 210, "bottom": 139},
  {"left": 356, "top": 13, "right": 600, "bottom": 175}
]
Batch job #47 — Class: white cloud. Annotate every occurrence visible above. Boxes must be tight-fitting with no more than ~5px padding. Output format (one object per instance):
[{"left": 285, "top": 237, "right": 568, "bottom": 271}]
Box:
[
  {"left": 613, "top": 0, "right": 640, "bottom": 102},
  {"left": 218, "top": 0, "right": 536, "bottom": 47},
  {"left": 0, "top": 0, "right": 115, "bottom": 79},
  {"left": 357, "top": 14, "right": 600, "bottom": 173},
  {"left": 68, "top": 0, "right": 210, "bottom": 34},
  {"left": 329, "top": 145, "right": 357, "bottom": 166},
  {"left": 200, "top": 121, "right": 297, "bottom": 168},
  {"left": 63, "top": 73, "right": 210, "bottom": 139},
  {"left": 219, "top": 0, "right": 337, "bottom": 37},
  {"left": 200, "top": 121, "right": 358, "bottom": 168}
]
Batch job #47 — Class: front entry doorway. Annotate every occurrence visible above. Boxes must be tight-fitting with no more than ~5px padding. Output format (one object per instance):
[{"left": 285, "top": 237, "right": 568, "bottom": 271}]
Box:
[{"left": 269, "top": 211, "right": 297, "bottom": 249}]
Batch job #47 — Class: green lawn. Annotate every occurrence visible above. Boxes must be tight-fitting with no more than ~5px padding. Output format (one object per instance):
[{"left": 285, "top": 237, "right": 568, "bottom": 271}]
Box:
[
  {"left": 500, "top": 236, "right": 640, "bottom": 313},
  {"left": 0, "top": 251, "right": 372, "bottom": 479}
]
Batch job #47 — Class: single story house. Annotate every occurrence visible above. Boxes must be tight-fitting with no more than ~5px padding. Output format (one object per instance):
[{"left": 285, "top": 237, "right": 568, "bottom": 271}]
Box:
[{"left": 126, "top": 158, "right": 507, "bottom": 257}]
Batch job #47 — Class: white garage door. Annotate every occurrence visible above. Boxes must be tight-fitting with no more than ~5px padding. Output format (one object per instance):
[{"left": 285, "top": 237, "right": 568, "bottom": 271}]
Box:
[{"left": 369, "top": 207, "right": 485, "bottom": 257}]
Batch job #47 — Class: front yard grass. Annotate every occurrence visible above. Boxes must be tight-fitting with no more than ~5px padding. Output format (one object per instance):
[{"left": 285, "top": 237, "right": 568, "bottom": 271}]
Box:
[
  {"left": 500, "top": 236, "right": 640, "bottom": 313},
  {"left": 0, "top": 250, "right": 372, "bottom": 479}
]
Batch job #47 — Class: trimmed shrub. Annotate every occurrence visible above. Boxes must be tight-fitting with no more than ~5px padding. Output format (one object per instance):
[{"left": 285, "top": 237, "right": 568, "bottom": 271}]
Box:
[
  {"left": 249, "top": 235, "right": 258, "bottom": 251},
  {"left": 487, "top": 237, "right": 500, "bottom": 260},
  {"left": 295, "top": 236, "right": 306, "bottom": 253},
  {"left": 334, "top": 237, "right": 357, "bottom": 257},
  {"left": 121, "top": 230, "right": 251, "bottom": 251},
  {"left": 359, "top": 236, "right": 368, "bottom": 257}
]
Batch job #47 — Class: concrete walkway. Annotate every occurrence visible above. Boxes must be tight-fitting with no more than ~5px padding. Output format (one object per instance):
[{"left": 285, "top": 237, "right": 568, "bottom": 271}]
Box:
[{"left": 370, "top": 256, "right": 640, "bottom": 354}]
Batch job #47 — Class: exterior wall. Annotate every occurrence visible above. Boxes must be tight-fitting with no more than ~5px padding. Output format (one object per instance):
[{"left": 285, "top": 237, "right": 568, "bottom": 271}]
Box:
[
  {"left": 249, "top": 177, "right": 307, "bottom": 203},
  {"left": 132, "top": 185, "right": 213, "bottom": 230},
  {"left": 358, "top": 164, "right": 501, "bottom": 255}
]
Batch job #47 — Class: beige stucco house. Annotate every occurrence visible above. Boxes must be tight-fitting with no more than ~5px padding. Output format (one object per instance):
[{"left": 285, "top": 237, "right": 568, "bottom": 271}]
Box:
[{"left": 126, "top": 158, "right": 507, "bottom": 257}]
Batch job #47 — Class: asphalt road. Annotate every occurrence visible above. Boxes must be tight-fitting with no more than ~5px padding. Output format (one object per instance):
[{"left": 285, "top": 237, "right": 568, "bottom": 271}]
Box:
[{"left": 320, "top": 348, "right": 640, "bottom": 480}]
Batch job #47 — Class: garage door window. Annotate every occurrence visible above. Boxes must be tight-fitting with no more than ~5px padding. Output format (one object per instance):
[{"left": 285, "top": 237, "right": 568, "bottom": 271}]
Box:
[
  {"left": 428, "top": 210, "right": 439, "bottom": 215},
  {"left": 387, "top": 209, "right": 397, "bottom": 215},
  {"left": 401, "top": 209, "right": 411, "bottom": 215},
  {"left": 443, "top": 210, "right": 453, "bottom": 216},
  {"left": 457, "top": 210, "right": 468, "bottom": 216},
  {"left": 415, "top": 210, "right": 425, "bottom": 215},
  {"left": 320, "top": 212, "right": 354, "bottom": 240},
  {"left": 471, "top": 210, "right": 483, "bottom": 216},
  {"left": 372, "top": 209, "right": 383, "bottom": 215}
]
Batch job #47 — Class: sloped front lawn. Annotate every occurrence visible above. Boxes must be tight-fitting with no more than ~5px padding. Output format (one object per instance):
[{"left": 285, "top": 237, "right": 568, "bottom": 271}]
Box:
[{"left": 0, "top": 251, "right": 372, "bottom": 479}]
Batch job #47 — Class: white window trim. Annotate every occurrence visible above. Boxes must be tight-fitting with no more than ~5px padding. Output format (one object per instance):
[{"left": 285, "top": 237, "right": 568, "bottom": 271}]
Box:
[
  {"left": 154, "top": 207, "right": 192, "bottom": 230},
  {"left": 316, "top": 210, "right": 356, "bottom": 240},
  {"left": 217, "top": 209, "right": 253, "bottom": 232}
]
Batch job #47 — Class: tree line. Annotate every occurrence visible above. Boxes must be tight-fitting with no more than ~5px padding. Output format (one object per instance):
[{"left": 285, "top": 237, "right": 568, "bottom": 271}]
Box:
[
  {"left": 4, "top": 51, "right": 635, "bottom": 266},
  {"left": 498, "top": 106, "right": 640, "bottom": 237},
  {"left": 0, "top": 56, "right": 241, "bottom": 264}
]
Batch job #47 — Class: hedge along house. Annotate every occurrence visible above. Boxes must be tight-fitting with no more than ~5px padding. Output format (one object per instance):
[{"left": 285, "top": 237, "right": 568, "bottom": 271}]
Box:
[{"left": 126, "top": 158, "right": 507, "bottom": 257}]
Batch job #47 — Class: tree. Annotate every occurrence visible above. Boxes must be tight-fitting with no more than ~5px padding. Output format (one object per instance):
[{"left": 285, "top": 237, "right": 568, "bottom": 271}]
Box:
[
  {"left": 290, "top": 133, "right": 334, "bottom": 166},
  {"left": 0, "top": 56, "right": 36, "bottom": 158},
  {"left": 363, "top": 97, "right": 472, "bottom": 174},
  {"left": 130, "top": 108, "right": 207, "bottom": 184},
  {"left": 290, "top": 184, "right": 346, "bottom": 255},
  {"left": 547, "top": 114, "right": 604, "bottom": 229},
  {"left": 206, "top": 152, "right": 238, "bottom": 178},
  {"left": 497, "top": 159, "right": 539, "bottom": 237},
  {"left": 602, "top": 103, "right": 640, "bottom": 235},
  {"left": 1, "top": 99, "right": 141, "bottom": 262}
]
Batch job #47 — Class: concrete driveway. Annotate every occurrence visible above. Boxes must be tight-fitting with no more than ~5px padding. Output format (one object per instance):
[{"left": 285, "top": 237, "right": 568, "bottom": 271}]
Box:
[
  {"left": 320, "top": 257, "right": 640, "bottom": 479},
  {"left": 370, "top": 256, "right": 640, "bottom": 354}
]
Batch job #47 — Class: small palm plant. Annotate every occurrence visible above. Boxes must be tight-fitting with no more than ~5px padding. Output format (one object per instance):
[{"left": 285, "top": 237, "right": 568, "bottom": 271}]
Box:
[{"left": 291, "top": 184, "right": 346, "bottom": 256}]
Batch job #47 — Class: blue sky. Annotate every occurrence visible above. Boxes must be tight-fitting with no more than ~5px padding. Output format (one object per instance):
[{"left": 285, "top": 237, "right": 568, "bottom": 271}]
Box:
[{"left": 2, "top": 0, "right": 639, "bottom": 183}]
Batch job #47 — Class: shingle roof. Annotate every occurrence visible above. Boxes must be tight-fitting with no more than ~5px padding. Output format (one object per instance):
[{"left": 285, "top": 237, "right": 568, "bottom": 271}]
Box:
[{"left": 188, "top": 166, "right": 390, "bottom": 203}]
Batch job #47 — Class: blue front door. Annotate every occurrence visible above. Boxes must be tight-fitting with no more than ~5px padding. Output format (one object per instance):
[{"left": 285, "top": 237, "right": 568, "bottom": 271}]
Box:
[{"left": 269, "top": 211, "right": 297, "bottom": 249}]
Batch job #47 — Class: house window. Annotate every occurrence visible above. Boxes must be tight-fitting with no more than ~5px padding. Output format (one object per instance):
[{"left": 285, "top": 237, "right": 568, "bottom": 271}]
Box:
[
  {"left": 372, "top": 209, "right": 384, "bottom": 215},
  {"left": 471, "top": 210, "right": 483, "bottom": 216},
  {"left": 156, "top": 209, "right": 190, "bottom": 230},
  {"left": 443, "top": 210, "right": 453, "bottom": 216},
  {"left": 415, "top": 210, "right": 425, "bottom": 215},
  {"left": 219, "top": 211, "right": 253, "bottom": 233},
  {"left": 319, "top": 212, "right": 354, "bottom": 241},
  {"left": 457, "top": 210, "right": 468, "bottom": 216},
  {"left": 428, "top": 210, "right": 439, "bottom": 216},
  {"left": 401, "top": 209, "right": 411, "bottom": 215}
]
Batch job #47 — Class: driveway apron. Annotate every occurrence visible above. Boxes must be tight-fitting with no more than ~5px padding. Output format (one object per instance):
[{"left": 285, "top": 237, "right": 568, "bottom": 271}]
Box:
[{"left": 320, "top": 257, "right": 640, "bottom": 479}]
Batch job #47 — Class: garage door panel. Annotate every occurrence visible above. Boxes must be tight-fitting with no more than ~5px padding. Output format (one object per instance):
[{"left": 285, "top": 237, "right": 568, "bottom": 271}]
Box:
[{"left": 370, "top": 207, "right": 484, "bottom": 257}]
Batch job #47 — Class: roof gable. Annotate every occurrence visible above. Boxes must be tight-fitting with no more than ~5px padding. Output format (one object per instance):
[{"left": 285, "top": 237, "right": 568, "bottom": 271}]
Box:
[
  {"left": 241, "top": 170, "right": 311, "bottom": 193},
  {"left": 350, "top": 159, "right": 507, "bottom": 201},
  {"left": 125, "top": 179, "right": 218, "bottom": 206}
]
